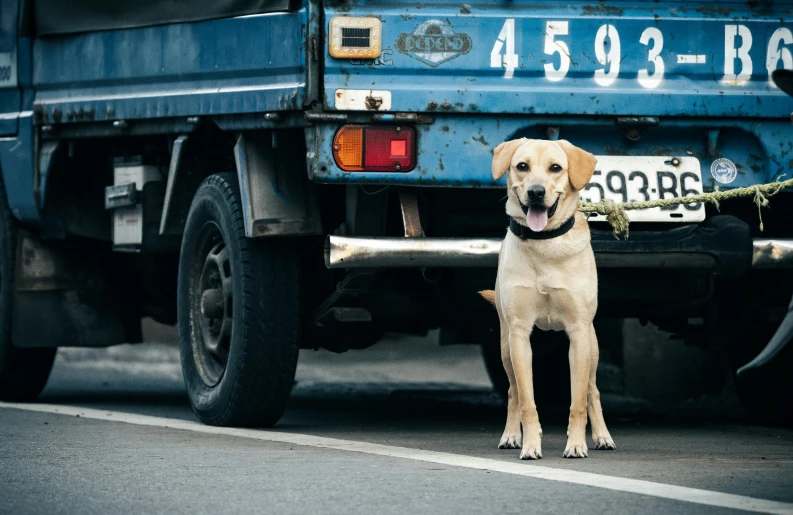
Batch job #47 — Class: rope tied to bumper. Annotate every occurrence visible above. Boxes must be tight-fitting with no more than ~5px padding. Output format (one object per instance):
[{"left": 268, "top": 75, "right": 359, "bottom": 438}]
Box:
[{"left": 578, "top": 176, "right": 793, "bottom": 239}]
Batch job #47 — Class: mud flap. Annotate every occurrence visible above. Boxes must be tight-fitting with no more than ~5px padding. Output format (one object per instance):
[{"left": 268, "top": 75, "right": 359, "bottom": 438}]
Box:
[
  {"left": 233, "top": 133, "right": 322, "bottom": 238},
  {"left": 11, "top": 231, "right": 139, "bottom": 348}
]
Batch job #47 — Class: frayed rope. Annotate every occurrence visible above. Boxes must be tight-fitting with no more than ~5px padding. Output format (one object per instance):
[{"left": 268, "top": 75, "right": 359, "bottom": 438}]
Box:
[{"left": 578, "top": 175, "right": 793, "bottom": 239}]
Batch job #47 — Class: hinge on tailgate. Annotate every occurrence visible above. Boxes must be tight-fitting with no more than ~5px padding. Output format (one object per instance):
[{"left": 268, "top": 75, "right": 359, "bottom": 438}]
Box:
[
  {"left": 616, "top": 117, "right": 659, "bottom": 142},
  {"left": 615, "top": 117, "right": 659, "bottom": 127}
]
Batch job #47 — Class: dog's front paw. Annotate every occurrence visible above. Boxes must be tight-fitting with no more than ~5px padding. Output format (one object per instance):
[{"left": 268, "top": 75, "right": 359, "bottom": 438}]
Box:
[
  {"left": 519, "top": 434, "right": 542, "bottom": 460},
  {"left": 593, "top": 434, "right": 616, "bottom": 450},
  {"left": 519, "top": 445, "right": 542, "bottom": 460},
  {"left": 563, "top": 440, "right": 588, "bottom": 459},
  {"left": 498, "top": 432, "right": 522, "bottom": 449}
]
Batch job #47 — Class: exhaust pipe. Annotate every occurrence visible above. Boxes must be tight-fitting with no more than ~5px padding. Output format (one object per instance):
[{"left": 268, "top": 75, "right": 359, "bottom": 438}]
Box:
[
  {"left": 325, "top": 236, "right": 793, "bottom": 269},
  {"left": 324, "top": 236, "right": 501, "bottom": 268}
]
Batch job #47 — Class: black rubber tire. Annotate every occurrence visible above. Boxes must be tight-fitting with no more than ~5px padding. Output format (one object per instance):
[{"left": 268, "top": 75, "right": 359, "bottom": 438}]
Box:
[
  {"left": 0, "top": 177, "right": 56, "bottom": 401},
  {"left": 714, "top": 279, "right": 793, "bottom": 425},
  {"left": 733, "top": 364, "right": 793, "bottom": 426},
  {"left": 723, "top": 320, "right": 793, "bottom": 426},
  {"left": 177, "top": 173, "right": 300, "bottom": 427}
]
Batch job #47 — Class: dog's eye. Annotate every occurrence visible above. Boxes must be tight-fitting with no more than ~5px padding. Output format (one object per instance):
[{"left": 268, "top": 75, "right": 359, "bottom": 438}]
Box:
[
  {"left": 549, "top": 164, "right": 562, "bottom": 173},
  {"left": 516, "top": 162, "right": 529, "bottom": 171}
]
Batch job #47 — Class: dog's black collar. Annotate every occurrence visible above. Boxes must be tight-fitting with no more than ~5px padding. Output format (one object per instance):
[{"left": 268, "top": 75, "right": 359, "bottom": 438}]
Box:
[{"left": 509, "top": 215, "right": 576, "bottom": 240}]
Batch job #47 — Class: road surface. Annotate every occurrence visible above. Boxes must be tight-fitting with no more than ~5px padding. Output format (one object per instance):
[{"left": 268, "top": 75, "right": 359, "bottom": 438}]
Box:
[{"left": 1, "top": 333, "right": 792, "bottom": 515}]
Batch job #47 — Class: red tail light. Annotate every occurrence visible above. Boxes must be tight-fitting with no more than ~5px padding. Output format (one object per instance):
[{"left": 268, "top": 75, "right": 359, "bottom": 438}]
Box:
[{"left": 333, "top": 125, "right": 415, "bottom": 172}]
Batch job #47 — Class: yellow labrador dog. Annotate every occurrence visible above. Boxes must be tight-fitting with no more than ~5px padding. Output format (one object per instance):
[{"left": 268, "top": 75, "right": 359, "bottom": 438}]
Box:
[{"left": 481, "top": 138, "right": 615, "bottom": 460}]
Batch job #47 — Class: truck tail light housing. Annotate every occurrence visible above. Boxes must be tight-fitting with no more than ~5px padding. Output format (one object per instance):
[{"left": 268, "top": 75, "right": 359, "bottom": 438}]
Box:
[{"left": 333, "top": 125, "right": 415, "bottom": 172}]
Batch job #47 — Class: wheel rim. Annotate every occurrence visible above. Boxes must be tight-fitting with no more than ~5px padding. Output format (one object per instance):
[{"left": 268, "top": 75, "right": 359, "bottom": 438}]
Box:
[{"left": 190, "top": 222, "right": 233, "bottom": 387}]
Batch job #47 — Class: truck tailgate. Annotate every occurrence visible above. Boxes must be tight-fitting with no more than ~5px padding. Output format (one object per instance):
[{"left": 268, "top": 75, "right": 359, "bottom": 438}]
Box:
[{"left": 324, "top": 1, "right": 793, "bottom": 117}]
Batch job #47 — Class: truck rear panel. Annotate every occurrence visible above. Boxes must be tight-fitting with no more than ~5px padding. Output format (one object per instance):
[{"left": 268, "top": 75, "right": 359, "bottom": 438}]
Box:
[{"left": 312, "top": 0, "right": 793, "bottom": 194}]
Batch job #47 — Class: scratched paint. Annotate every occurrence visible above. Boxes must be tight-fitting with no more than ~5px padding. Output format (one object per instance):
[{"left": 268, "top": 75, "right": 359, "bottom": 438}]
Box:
[
  {"left": 325, "top": 2, "right": 793, "bottom": 117},
  {"left": 309, "top": 115, "right": 790, "bottom": 192}
]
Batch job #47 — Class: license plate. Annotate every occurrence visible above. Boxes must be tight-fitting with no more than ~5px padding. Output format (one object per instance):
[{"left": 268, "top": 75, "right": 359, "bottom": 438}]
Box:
[{"left": 582, "top": 156, "right": 705, "bottom": 223}]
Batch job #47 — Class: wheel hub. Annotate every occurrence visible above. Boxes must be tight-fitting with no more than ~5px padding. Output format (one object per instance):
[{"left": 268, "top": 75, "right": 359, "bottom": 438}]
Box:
[
  {"left": 191, "top": 222, "right": 234, "bottom": 387},
  {"left": 201, "top": 288, "right": 225, "bottom": 319}
]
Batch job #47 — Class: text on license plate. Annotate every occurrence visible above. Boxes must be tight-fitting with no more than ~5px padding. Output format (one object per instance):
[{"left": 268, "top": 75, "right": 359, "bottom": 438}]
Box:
[{"left": 582, "top": 156, "right": 705, "bottom": 223}]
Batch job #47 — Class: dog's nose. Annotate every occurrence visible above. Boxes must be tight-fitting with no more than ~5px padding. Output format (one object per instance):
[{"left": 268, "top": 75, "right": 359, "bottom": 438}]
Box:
[{"left": 527, "top": 185, "right": 545, "bottom": 203}]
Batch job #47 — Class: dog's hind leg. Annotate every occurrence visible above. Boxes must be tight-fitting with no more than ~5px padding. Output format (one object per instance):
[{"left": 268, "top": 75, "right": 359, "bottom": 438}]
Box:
[
  {"left": 564, "top": 323, "right": 592, "bottom": 458},
  {"left": 587, "top": 324, "right": 616, "bottom": 450}
]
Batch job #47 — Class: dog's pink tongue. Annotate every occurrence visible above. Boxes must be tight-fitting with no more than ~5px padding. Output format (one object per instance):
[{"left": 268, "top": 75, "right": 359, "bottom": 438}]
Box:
[{"left": 527, "top": 209, "right": 548, "bottom": 232}]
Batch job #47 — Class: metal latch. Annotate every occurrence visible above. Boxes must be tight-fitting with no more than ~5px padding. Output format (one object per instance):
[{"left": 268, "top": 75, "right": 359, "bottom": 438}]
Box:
[
  {"left": 366, "top": 96, "right": 383, "bottom": 110},
  {"left": 104, "top": 183, "right": 138, "bottom": 209}
]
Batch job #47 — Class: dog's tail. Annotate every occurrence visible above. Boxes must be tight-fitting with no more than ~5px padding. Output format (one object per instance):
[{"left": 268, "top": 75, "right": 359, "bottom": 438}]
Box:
[{"left": 479, "top": 289, "right": 496, "bottom": 307}]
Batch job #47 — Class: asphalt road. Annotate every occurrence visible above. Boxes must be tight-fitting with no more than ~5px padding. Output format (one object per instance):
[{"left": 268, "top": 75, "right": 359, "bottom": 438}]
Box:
[{"left": 1, "top": 333, "right": 792, "bottom": 515}]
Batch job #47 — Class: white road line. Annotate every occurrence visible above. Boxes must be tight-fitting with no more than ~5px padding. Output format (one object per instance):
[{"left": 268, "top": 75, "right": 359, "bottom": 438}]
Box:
[
  {"left": 2, "top": 402, "right": 792, "bottom": 515},
  {"left": 677, "top": 54, "right": 707, "bottom": 64}
]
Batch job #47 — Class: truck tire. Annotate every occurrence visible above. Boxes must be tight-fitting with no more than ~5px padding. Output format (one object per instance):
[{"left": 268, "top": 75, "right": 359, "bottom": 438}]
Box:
[
  {"left": 716, "top": 277, "right": 793, "bottom": 425},
  {"left": 177, "top": 172, "right": 299, "bottom": 427},
  {"left": 724, "top": 322, "right": 793, "bottom": 426},
  {"left": 733, "top": 366, "right": 793, "bottom": 426},
  {"left": 0, "top": 177, "right": 56, "bottom": 401}
]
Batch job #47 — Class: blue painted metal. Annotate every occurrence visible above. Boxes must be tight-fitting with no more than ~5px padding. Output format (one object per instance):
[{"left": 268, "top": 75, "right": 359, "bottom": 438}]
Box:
[
  {"left": 0, "top": 0, "right": 41, "bottom": 232},
  {"left": 0, "top": 114, "right": 40, "bottom": 225},
  {"left": 0, "top": 0, "right": 20, "bottom": 136},
  {"left": 314, "top": 0, "right": 793, "bottom": 191},
  {"left": 1, "top": 0, "right": 793, "bottom": 232},
  {"left": 33, "top": 9, "right": 308, "bottom": 123},
  {"left": 324, "top": 1, "right": 793, "bottom": 117},
  {"left": 0, "top": 2, "right": 311, "bottom": 231},
  {"left": 309, "top": 115, "right": 793, "bottom": 192}
]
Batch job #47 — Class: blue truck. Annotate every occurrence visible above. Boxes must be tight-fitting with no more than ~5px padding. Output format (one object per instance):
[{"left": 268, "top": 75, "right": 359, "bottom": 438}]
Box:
[{"left": 1, "top": 0, "right": 792, "bottom": 425}]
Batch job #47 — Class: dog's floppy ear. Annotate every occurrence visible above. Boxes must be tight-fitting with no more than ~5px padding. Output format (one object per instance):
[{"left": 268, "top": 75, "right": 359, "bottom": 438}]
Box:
[
  {"left": 557, "top": 140, "right": 597, "bottom": 191},
  {"left": 492, "top": 138, "right": 528, "bottom": 180}
]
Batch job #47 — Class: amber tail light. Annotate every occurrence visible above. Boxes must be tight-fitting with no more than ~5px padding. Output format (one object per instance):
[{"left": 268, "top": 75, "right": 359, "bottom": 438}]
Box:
[{"left": 332, "top": 125, "right": 415, "bottom": 172}]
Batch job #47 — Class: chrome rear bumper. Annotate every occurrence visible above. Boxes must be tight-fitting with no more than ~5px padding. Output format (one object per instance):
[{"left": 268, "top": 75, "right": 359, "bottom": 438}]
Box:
[
  {"left": 325, "top": 236, "right": 793, "bottom": 270},
  {"left": 751, "top": 239, "right": 793, "bottom": 269}
]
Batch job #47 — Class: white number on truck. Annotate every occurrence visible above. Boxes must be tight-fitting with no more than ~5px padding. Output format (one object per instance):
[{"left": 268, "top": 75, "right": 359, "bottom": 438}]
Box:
[
  {"left": 638, "top": 27, "right": 664, "bottom": 89},
  {"left": 490, "top": 19, "right": 519, "bottom": 79},
  {"left": 724, "top": 24, "right": 753, "bottom": 85},
  {"left": 767, "top": 28, "right": 793, "bottom": 86},
  {"left": 488, "top": 21, "right": 793, "bottom": 89},
  {"left": 543, "top": 21, "right": 570, "bottom": 82},
  {"left": 0, "top": 53, "right": 16, "bottom": 85},
  {"left": 594, "top": 24, "right": 621, "bottom": 87}
]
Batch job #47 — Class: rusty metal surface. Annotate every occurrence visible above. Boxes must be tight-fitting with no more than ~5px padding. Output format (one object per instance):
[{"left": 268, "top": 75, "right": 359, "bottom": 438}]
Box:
[
  {"left": 397, "top": 189, "right": 424, "bottom": 237},
  {"left": 234, "top": 134, "right": 322, "bottom": 238},
  {"left": 324, "top": 2, "right": 793, "bottom": 118},
  {"left": 159, "top": 135, "right": 188, "bottom": 235},
  {"left": 32, "top": 10, "right": 308, "bottom": 123},
  {"left": 14, "top": 232, "right": 84, "bottom": 292},
  {"left": 310, "top": 115, "right": 790, "bottom": 192}
]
